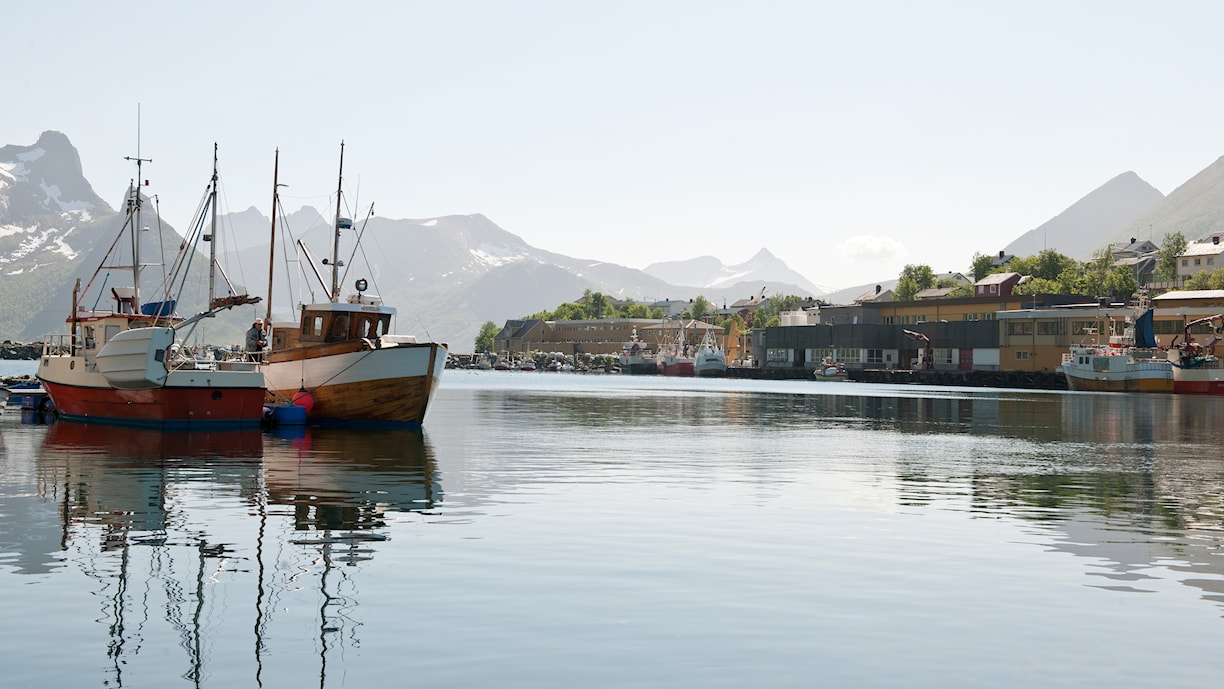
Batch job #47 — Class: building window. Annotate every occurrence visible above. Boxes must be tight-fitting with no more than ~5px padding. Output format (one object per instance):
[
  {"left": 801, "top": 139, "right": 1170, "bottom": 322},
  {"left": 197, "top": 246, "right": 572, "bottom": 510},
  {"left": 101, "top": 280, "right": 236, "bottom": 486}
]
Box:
[
  {"left": 1182, "top": 259, "right": 1189, "bottom": 267},
  {"left": 1153, "top": 319, "right": 1181, "bottom": 335},
  {"left": 1015, "top": 350, "right": 1030, "bottom": 361},
  {"left": 807, "top": 348, "right": 834, "bottom": 362},
  {"left": 915, "top": 315, "right": 926, "bottom": 323},
  {"left": 1070, "top": 321, "right": 1100, "bottom": 338},
  {"left": 1195, "top": 258, "right": 1202, "bottom": 265},
  {"left": 866, "top": 349, "right": 884, "bottom": 364},
  {"left": 882, "top": 316, "right": 894, "bottom": 325},
  {"left": 836, "top": 348, "right": 862, "bottom": 363},
  {"left": 934, "top": 348, "right": 954, "bottom": 365},
  {"left": 767, "top": 348, "right": 790, "bottom": 362},
  {"left": 1036, "top": 321, "right": 1062, "bottom": 336},
  {"left": 1007, "top": 321, "right": 1033, "bottom": 335},
  {"left": 1210, "top": 257, "right": 1216, "bottom": 265}
]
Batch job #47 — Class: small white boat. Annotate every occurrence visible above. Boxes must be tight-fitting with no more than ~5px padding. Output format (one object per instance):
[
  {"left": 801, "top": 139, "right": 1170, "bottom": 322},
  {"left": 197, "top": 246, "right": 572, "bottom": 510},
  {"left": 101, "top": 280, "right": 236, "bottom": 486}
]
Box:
[{"left": 814, "top": 358, "right": 847, "bottom": 379}]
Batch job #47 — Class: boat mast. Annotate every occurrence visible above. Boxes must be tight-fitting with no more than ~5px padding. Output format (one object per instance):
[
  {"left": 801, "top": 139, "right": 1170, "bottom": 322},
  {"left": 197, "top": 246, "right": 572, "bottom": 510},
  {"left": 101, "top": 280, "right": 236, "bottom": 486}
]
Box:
[
  {"left": 208, "top": 143, "right": 220, "bottom": 307},
  {"left": 265, "top": 149, "right": 280, "bottom": 323},
  {"left": 122, "top": 153, "right": 151, "bottom": 309},
  {"left": 330, "top": 141, "right": 345, "bottom": 303}
]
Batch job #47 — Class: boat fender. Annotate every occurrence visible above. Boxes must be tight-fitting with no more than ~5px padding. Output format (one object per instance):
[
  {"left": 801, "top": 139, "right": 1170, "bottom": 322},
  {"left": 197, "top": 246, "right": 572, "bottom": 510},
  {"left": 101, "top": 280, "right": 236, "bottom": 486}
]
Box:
[{"left": 291, "top": 389, "right": 316, "bottom": 412}]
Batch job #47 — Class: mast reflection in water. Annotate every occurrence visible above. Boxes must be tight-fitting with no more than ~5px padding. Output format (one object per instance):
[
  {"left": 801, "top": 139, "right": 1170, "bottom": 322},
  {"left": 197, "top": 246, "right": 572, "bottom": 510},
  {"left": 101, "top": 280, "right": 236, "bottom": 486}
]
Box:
[{"left": 8, "top": 422, "right": 438, "bottom": 688}]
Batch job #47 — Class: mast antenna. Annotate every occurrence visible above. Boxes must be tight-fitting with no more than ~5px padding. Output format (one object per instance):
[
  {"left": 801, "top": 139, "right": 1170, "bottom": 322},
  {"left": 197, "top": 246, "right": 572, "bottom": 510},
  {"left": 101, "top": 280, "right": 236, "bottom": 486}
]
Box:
[
  {"left": 331, "top": 141, "right": 345, "bottom": 302},
  {"left": 123, "top": 103, "right": 152, "bottom": 309}
]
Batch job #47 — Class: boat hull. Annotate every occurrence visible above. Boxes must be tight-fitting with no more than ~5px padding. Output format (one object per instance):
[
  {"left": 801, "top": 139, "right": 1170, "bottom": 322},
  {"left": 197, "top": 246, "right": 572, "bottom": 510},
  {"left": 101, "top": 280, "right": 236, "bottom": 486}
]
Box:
[
  {"left": 264, "top": 341, "right": 446, "bottom": 427},
  {"left": 41, "top": 378, "right": 266, "bottom": 427},
  {"left": 1063, "top": 371, "right": 1173, "bottom": 393},
  {"left": 659, "top": 359, "right": 694, "bottom": 377},
  {"left": 619, "top": 358, "right": 658, "bottom": 375},
  {"left": 1061, "top": 347, "right": 1173, "bottom": 394},
  {"left": 1167, "top": 350, "right": 1224, "bottom": 394},
  {"left": 694, "top": 356, "right": 727, "bottom": 377},
  {"left": 39, "top": 350, "right": 266, "bottom": 427}
]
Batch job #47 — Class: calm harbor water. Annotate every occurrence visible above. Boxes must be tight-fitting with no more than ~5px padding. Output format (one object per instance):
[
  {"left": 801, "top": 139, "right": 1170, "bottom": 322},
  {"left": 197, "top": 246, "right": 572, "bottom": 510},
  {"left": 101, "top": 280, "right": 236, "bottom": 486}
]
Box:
[{"left": 2, "top": 363, "right": 1223, "bottom": 687}]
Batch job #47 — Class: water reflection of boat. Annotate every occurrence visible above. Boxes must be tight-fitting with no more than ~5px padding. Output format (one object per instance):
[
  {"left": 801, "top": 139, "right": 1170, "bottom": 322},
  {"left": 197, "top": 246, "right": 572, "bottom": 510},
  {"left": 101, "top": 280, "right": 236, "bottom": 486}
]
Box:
[
  {"left": 263, "top": 428, "right": 441, "bottom": 531},
  {"left": 29, "top": 424, "right": 439, "bottom": 686},
  {"left": 44, "top": 417, "right": 265, "bottom": 459}
]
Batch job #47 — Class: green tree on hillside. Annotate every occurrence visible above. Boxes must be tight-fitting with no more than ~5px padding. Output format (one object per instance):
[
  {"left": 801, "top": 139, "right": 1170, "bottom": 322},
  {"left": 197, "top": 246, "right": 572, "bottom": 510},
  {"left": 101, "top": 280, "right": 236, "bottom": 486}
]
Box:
[
  {"left": 474, "top": 321, "right": 499, "bottom": 353},
  {"left": 895, "top": 264, "right": 936, "bottom": 301},
  {"left": 1008, "top": 249, "right": 1077, "bottom": 282},
  {"left": 1184, "top": 270, "right": 1213, "bottom": 290},
  {"left": 582, "top": 289, "right": 611, "bottom": 319},
  {"left": 970, "top": 252, "right": 996, "bottom": 282},
  {"left": 620, "top": 302, "right": 652, "bottom": 318},
  {"left": 688, "top": 295, "right": 712, "bottom": 321},
  {"left": 745, "top": 294, "right": 804, "bottom": 328},
  {"left": 1155, "top": 231, "right": 1187, "bottom": 282},
  {"left": 552, "top": 302, "right": 590, "bottom": 320}
]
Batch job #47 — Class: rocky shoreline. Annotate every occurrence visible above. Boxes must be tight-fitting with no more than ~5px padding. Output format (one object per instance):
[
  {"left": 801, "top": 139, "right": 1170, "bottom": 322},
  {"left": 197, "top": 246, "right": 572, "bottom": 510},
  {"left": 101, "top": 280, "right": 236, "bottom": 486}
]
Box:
[{"left": 1, "top": 343, "right": 41, "bottom": 360}]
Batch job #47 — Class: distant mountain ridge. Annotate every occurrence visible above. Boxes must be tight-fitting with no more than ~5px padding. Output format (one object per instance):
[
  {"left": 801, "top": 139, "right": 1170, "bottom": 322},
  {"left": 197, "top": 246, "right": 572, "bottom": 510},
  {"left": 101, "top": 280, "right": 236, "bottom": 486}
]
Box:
[
  {"left": 221, "top": 210, "right": 819, "bottom": 348},
  {"left": 9, "top": 130, "right": 1224, "bottom": 351},
  {"left": 0, "top": 131, "right": 819, "bottom": 350},
  {"left": 644, "top": 248, "right": 823, "bottom": 295}
]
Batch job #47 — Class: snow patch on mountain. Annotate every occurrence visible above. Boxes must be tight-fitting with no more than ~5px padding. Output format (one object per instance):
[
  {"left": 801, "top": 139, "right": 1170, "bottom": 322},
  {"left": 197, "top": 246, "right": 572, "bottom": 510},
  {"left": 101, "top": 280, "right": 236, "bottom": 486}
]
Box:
[
  {"left": 471, "top": 243, "right": 528, "bottom": 267},
  {"left": 0, "top": 222, "right": 80, "bottom": 267},
  {"left": 40, "top": 181, "right": 91, "bottom": 212}
]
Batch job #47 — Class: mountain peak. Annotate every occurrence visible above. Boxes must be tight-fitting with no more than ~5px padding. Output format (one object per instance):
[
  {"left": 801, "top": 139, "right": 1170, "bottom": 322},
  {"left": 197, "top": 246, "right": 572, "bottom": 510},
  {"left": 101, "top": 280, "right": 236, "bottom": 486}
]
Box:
[
  {"left": 0, "top": 131, "right": 106, "bottom": 221},
  {"left": 1003, "top": 170, "right": 1164, "bottom": 260}
]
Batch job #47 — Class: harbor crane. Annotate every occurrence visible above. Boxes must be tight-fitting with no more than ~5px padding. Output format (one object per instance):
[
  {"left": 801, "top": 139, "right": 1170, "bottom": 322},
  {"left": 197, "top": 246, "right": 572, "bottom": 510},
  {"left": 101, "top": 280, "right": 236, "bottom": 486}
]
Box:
[{"left": 903, "top": 329, "right": 934, "bottom": 370}]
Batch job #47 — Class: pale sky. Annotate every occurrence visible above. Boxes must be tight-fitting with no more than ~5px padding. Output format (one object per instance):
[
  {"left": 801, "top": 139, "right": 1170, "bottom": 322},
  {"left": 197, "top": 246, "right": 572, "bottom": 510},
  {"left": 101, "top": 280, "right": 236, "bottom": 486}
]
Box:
[{"left": 9, "top": 1, "right": 1224, "bottom": 292}]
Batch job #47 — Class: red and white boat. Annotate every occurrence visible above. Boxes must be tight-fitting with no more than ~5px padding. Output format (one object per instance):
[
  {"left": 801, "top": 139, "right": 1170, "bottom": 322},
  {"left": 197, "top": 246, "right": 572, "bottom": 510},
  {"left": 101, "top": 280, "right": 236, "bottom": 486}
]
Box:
[
  {"left": 38, "top": 148, "right": 266, "bottom": 427},
  {"left": 657, "top": 325, "right": 695, "bottom": 377},
  {"left": 1167, "top": 313, "right": 1224, "bottom": 394}
]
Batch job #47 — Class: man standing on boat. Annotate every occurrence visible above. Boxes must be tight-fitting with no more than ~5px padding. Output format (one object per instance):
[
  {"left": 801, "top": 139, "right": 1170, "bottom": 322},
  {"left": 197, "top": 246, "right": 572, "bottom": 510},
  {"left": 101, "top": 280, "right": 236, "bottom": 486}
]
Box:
[{"left": 246, "top": 319, "right": 267, "bottom": 356}]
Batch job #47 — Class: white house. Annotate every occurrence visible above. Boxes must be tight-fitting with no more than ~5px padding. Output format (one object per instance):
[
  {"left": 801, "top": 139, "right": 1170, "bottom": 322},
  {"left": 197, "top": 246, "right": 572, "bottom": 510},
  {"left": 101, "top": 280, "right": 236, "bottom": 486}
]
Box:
[{"left": 1177, "top": 235, "right": 1224, "bottom": 282}]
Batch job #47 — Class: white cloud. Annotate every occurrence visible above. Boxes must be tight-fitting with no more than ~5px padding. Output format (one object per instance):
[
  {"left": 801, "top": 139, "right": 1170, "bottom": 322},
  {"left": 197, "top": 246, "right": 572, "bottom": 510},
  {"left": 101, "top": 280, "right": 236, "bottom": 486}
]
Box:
[{"left": 836, "top": 235, "right": 907, "bottom": 261}]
